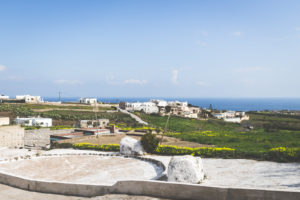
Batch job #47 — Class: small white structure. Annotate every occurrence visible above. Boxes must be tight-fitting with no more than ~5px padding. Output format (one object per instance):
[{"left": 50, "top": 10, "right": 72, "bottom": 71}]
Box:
[
  {"left": 0, "top": 94, "right": 9, "bottom": 100},
  {"left": 120, "top": 136, "right": 145, "bottom": 156},
  {"left": 79, "top": 98, "right": 97, "bottom": 104},
  {"left": 78, "top": 119, "right": 109, "bottom": 128},
  {"left": 168, "top": 155, "right": 205, "bottom": 184},
  {"left": 125, "top": 102, "right": 159, "bottom": 114},
  {"left": 0, "top": 117, "right": 9, "bottom": 126},
  {"left": 16, "top": 95, "right": 44, "bottom": 103},
  {"left": 213, "top": 110, "right": 249, "bottom": 123},
  {"left": 15, "top": 117, "right": 52, "bottom": 127}
]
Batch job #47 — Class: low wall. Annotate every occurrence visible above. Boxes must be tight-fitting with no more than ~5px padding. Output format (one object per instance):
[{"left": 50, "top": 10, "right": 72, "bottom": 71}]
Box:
[
  {"left": 0, "top": 154, "right": 299, "bottom": 200},
  {"left": 0, "top": 172, "right": 299, "bottom": 200}
]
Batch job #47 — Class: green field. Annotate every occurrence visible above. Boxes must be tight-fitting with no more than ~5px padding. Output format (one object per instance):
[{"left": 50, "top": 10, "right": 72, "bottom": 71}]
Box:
[
  {"left": 14, "top": 103, "right": 115, "bottom": 111},
  {"left": 0, "top": 104, "right": 137, "bottom": 127},
  {"left": 136, "top": 112, "right": 300, "bottom": 161}
]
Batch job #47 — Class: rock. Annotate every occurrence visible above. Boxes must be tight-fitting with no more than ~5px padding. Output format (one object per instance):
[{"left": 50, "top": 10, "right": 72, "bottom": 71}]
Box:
[
  {"left": 168, "top": 155, "right": 204, "bottom": 184},
  {"left": 120, "top": 136, "right": 145, "bottom": 156}
]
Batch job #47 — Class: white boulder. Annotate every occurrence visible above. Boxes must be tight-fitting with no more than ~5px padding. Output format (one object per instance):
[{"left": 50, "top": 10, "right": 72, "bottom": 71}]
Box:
[
  {"left": 120, "top": 136, "right": 145, "bottom": 156},
  {"left": 168, "top": 155, "right": 205, "bottom": 184}
]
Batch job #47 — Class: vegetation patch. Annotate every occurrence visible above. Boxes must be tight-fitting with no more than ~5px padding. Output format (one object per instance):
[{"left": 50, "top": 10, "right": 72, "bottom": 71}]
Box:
[
  {"left": 136, "top": 112, "right": 300, "bottom": 162},
  {"left": 73, "top": 143, "right": 120, "bottom": 151}
]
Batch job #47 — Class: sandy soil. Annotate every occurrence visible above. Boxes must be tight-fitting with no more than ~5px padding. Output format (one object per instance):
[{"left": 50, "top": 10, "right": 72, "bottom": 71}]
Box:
[{"left": 0, "top": 155, "right": 163, "bottom": 185}]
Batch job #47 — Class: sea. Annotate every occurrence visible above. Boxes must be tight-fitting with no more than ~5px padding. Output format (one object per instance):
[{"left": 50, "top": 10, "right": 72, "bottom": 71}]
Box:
[{"left": 43, "top": 97, "right": 300, "bottom": 112}]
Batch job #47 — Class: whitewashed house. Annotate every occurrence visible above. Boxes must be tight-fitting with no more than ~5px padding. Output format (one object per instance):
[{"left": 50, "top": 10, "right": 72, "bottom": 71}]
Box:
[
  {"left": 125, "top": 102, "right": 159, "bottom": 114},
  {"left": 79, "top": 98, "right": 97, "bottom": 104},
  {"left": 15, "top": 117, "right": 52, "bottom": 127},
  {"left": 213, "top": 110, "right": 249, "bottom": 123},
  {"left": 16, "top": 95, "right": 44, "bottom": 103},
  {"left": 150, "top": 99, "right": 168, "bottom": 107},
  {"left": 0, "top": 95, "right": 9, "bottom": 100}
]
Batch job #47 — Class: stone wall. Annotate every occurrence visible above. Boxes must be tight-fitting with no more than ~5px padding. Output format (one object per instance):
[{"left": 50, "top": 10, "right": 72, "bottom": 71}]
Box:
[
  {"left": 0, "top": 125, "right": 24, "bottom": 148},
  {"left": 0, "top": 117, "right": 10, "bottom": 126},
  {"left": 24, "top": 129, "right": 74, "bottom": 149}
]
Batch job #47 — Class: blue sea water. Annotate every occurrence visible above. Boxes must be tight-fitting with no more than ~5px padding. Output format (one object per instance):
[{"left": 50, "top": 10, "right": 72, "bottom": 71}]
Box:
[{"left": 44, "top": 97, "right": 300, "bottom": 111}]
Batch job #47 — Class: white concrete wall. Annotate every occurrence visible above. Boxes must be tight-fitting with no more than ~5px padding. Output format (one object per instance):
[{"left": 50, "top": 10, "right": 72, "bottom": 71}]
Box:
[{"left": 0, "top": 117, "right": 9, "bottom": 126}]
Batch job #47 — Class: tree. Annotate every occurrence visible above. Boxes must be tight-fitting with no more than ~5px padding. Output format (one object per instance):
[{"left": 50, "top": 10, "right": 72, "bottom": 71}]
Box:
[
  {"left": 141, "top": 132, "right": 159, "bottom": 153},
  {"left": 165, "top": 106, "right": 171, "bottom": 113}
]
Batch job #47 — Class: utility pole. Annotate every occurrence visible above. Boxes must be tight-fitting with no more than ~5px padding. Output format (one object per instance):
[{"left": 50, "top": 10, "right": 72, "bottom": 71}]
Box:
[{"left": 160, "top": 113, "right": 171, "bottom": 144}]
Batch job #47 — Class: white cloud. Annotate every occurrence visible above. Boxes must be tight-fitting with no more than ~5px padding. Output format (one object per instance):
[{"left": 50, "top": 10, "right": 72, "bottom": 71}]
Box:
[
  {"left": 196, "top": 40, "right": 207, "bottom": 47},
  {"left": 124, "top": 79, "right": 147, "bottom": 85},
  {"left": 54, "top": 79, "right": 83, "bottom": 85},
  {"left": 0, "top": 64, "right": 6, "bottom": 71},
  {"left": 234, "top": 67, "right": 270, "bottom": 73},
  {"left": 171, "top": 69, "right": 179, "bottom": 84},
  {"left": 231, "top": 31, "right": 242, "bottom": 37}
]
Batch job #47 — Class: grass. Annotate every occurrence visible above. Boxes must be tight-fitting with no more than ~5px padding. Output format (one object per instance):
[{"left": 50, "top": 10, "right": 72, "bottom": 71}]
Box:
[{"left": 136, "top": 112, "right": 300, "bottom": 161}]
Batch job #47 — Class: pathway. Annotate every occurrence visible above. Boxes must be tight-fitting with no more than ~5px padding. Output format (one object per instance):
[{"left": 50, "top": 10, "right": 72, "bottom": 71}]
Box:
[{"left": 117, "top": 107, "right": 148, "bottom": 125}]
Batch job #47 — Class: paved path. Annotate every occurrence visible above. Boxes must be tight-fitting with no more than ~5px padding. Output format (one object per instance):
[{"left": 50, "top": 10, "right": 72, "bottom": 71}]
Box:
[{"left": 117, "top": 107, "right": 148, "bottom": 125}]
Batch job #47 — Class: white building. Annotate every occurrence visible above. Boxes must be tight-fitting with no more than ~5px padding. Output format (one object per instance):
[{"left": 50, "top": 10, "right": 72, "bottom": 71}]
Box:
[
  {"left": 79, "top": 98, "right": 97, "bottom": 104},
  {"left": 15, "top": 117, "right": 52, "bottom": 127},
  {"left": 150, "top": 99, "right": 168, "bottom": 107},
  {"left": 125, "top": 102, "right": 159, "bottom": 114},
  {"left": 213, "top": 111, "right": 236, "bottom": 119},
  {"left": 167, "top": 100, "right": 188, "bottom": 107},
  {"left": 213, "top": 110, "right": 249, "bottom": 123},
  {"left": 0, "top": 94, "right": 9, "bottom": 100},
  {"left": 0, "top": 117, "right": 10, "bottom": 126},
  {"left": 16, "top": 95, "right": 44, "bottom": 103}
]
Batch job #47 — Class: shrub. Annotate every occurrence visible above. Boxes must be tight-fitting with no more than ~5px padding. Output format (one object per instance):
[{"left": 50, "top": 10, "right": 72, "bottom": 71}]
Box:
[
  {"left": 73, "top": 143, "right": 120, "bottom": 151},
  {"left": 51, "top": 142, "right": 73, "bottom": 149},
  {"left": 268, "top": 147, "right": 300, "bottom": 162},
  {"left": 154, "top": 145, "right": 236, "bottom": 158},
  {"left": 141, "top": 132, "right": 160, "bottom": 153}
]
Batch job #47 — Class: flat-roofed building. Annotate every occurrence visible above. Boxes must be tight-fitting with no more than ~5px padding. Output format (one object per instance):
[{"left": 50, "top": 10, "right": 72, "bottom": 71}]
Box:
[
  {"left": 15, "top": 116, "right": 52, "bottom": 127},
  {"left": 0, "top": 94, "right": 9, "bottom": 100},
  {"left": 16, "top": 95, "right": 44, "bottom": 103},
  {"left": 77, "top": 119, "right": 109, "bottom": 128},
  {"left": 79, "top": 97, "right": 97, "bottom": 104}
]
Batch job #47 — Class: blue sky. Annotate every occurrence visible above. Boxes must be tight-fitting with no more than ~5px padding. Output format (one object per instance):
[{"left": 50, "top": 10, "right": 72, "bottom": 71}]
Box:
[{"left": 0, "top": 0, "right": 300, "bottom": 98}]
